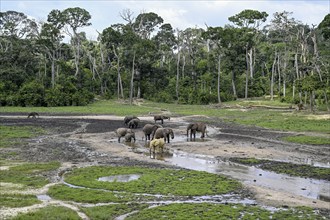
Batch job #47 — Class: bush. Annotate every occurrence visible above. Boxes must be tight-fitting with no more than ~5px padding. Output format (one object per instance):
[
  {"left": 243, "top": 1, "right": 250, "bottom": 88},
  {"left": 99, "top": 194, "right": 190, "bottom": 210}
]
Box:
[{"left": 16, "top": 81, "right": 45, "bottom": 106}]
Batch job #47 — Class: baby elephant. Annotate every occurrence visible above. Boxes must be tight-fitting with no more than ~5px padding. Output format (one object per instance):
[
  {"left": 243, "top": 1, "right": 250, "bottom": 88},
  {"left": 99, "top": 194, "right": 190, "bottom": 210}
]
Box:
[
  {"left": 154, "top": 115, "right": 170, "bottom": 124},
  {"left": 124, "top": 116, "right": 139, "bottom": 125},
  {"left": 124, "top": 132, "right": 136, "bottom": 143},
  {"left": 128, "top": 118, "right": 140, "bottom": 128},
  {"left": 149, "top": 137, "right": 165, "bottom": 159},
  {"left": 116, "top": 128, "right": 135, "bottom": 143}
]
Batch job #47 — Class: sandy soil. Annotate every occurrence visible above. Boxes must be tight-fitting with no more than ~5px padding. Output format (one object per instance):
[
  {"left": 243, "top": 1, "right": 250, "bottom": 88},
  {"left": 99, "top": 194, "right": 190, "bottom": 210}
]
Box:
[{"left": 0, "top": 113, "right": 329, "bottom": 217}]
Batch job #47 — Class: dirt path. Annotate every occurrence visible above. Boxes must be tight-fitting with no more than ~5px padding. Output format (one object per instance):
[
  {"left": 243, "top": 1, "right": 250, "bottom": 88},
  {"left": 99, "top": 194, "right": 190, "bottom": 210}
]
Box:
[{"left": 1, "top": 114, "right": 329, "bottom": 216}]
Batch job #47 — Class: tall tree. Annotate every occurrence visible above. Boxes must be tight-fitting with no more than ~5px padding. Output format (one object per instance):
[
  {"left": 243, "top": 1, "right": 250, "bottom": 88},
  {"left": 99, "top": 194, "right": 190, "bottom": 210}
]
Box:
[{"left": 229, "top": 9, "right": 268, "bottom": 99}]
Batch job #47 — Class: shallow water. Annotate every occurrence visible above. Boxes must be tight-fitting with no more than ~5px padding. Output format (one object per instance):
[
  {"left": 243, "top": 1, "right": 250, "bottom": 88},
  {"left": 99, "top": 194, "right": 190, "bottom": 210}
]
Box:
[
  {"left": 98, "top": 174, "right": 141, "bottom": 182},
  {"left": 166, "top": 151, "right": 330, "bottom": 202}
]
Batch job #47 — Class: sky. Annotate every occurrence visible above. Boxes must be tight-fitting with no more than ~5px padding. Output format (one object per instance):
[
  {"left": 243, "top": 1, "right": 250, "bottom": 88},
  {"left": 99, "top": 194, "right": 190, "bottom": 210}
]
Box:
[{"left": 1, "top": 0, "right": 329, "bottom": 41}]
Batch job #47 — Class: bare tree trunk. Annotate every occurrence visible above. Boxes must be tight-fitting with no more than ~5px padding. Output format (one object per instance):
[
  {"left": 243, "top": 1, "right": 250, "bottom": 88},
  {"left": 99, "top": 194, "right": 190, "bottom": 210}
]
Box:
[
  {"left": 249, "top": 47, "right": 253, "bottom": 78},
  {"left": 271, "top": 55, "right": 276, "bottom": 101},
  {"left": 294, "top": 52, "right": 302, "bottom": 104},
  {"left": 245, "top": 47, "right": 249, "bottom": 99},
  {"left": 129, "top": 51, "right": 136, "bottom": 105},
  {"left": 277, "top": 53, "right": 281, "bottom": 96},
  {"left": 217, "top": 54, "right": 221, "bottom": 104},
  {"left": 51, "top": 51, "right": 55, "bottom": 89},
  {"left": 231, "top": 70, "right": 237, "bottom": 99},
  {"left": 182, "top": 54, "right": 185, "bottom": 78},
  {"left": 176, "top": 51, "right": 180, "bottom": 100}
]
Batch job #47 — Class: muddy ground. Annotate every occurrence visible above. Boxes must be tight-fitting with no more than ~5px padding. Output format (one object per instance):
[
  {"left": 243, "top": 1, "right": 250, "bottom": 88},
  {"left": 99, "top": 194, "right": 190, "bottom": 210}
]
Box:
[{"left": 1, "top": 113, "right": 329, "bottom": 213}]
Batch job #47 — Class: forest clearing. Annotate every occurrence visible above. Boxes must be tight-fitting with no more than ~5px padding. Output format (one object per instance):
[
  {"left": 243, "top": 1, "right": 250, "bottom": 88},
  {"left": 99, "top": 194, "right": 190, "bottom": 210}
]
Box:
[{"left": 0, "top": 100, "right": 329, "bottom": 219}]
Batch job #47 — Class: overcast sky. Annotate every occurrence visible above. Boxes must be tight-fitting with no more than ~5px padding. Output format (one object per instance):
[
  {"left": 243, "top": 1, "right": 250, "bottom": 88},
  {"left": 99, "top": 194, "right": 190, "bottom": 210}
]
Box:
[{"left": 1, "top": 0, "right": 329, "bottom": 40}]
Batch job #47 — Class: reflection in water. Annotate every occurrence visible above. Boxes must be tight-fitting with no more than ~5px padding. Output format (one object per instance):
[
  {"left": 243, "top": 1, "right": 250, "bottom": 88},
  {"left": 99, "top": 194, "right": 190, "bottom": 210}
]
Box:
[
  {"left": 166, "top": 151, "right": 330, "bottom": 202},
  {"left": 98, "top": 174, "right": 141, "bottom": 182}
]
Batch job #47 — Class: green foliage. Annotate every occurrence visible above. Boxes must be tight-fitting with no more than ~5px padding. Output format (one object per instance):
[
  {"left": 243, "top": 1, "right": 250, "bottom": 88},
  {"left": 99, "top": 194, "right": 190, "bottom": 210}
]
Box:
[
  {"left": 63, "top": 166, "right": 241, "bottom": 196},
  {"left": 126, "top": 203, "right": 325, "bottom": 220},
  {"left": 0, "top": 194, "right": 41, "bottom": 208},
  {"left": 0, "top": 125, "right": 45, "bottom": 148},
  {"left": 0, "top": 161, "right": 60, "bottom": 188},
  {"left": 16, "top": 81, "right": 45, "bottom": 107},
  {"left": 82, "top": 204, "right": 149, "bottom": 220},
  {"left": 282, "top": 135, "right": 330, "bottom": 145},
  {"left": 11, "top": 206, "right": 81, "bottom": 220}
]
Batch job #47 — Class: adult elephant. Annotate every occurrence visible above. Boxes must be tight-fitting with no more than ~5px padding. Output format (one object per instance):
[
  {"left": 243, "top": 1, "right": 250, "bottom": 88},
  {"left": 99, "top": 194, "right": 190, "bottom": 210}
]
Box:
[
  {"left": 116, "top": 128, "right": 135, "bottom": 143},
  {"left": 152, "top": 128, "right": 174, "bottom": 143},
  {"left": 142, "top": 124, "right": 162, "bottom": 141},
  {"left": 128, "top": 118, "right": 140, "bottom": 128},
  {"left": 154, "top": 115, "right": 170, "bottom": 124},
  {"left": 124, "top": 116, "right": 139, "bottom": 125},
  {"left": 186, "top": 122, "right": 207, "bottom": 141}
]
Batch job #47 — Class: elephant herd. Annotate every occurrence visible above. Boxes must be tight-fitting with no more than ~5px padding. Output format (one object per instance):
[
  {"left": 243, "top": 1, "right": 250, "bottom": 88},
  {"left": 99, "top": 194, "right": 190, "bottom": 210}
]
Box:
[{"left": 115, "top": 115, "right": 207, "bottom": 158}]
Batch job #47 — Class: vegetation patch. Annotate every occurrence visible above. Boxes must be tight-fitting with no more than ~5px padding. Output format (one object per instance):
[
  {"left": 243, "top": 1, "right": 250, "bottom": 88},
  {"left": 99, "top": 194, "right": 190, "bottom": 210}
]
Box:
[
  {"left": 0, "top": 125, "right": 45, "bottom": 148},
  {"left": 0, "top": 161, "right": 60, "bottom": 188},
  {"left": 81, "top": 203, "right": 149, "bottom": 220},
  {"left": 10, "top": 206, "right": 81, "bottom": 220},
  {"left": 48, "top": 184, "right": 156, "bottom": 203},
  {"left": 63, "top": 166, "right": 241, "bottom": 196},
  {"left": 282, "top": 135, "right": 330, "bottom": 145},
  {"left": 125, "top": 203, "right": 326, "bottom": 220},
  {"left": 230, "top": 158, "right": 330, "bottom": 181},
  {"left": 0, "top": 194, "right": 41, "bottom": 208}
]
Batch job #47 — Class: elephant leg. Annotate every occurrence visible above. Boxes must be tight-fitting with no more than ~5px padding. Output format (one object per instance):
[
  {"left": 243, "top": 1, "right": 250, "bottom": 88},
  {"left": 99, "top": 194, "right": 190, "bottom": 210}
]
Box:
[
  {"left": 201, "top": 132, "right": 205, "bottom": 138},
  {"left": 193, "top": 130, "right": 196, "bottom": 141}
]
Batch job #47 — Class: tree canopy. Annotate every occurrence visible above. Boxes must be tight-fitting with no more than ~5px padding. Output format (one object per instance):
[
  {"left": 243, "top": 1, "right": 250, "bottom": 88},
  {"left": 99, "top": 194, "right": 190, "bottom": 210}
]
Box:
[{"left": 0, "top": 8, "right": 329, "bottom": 111}]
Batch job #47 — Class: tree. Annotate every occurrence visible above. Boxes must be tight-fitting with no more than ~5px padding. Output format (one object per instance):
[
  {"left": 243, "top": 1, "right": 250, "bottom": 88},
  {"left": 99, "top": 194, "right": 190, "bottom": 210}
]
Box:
[
  {"left": 48, "top": 7, "right": 91, "bottom": 78},
  {"left": 229, "top": 9, "right": 268, "bottom": 99}
]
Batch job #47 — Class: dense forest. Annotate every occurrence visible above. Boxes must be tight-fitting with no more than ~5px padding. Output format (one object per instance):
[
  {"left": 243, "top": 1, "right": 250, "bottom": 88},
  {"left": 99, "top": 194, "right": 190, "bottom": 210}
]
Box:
[{"left": 0, "top": 8, "right": 329, "bottom": 110}]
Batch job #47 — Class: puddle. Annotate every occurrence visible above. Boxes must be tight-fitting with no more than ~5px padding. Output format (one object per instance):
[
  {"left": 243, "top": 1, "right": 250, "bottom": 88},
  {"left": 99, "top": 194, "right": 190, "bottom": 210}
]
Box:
[
  {"left": 37, "top": 194, "right": 51, "bottom": 201},
  {"left": 166, "top": 151, "right": 330, "bottom": 202},
  {"left": 98, "top": 174, "right": 141, "bottom": 182}
]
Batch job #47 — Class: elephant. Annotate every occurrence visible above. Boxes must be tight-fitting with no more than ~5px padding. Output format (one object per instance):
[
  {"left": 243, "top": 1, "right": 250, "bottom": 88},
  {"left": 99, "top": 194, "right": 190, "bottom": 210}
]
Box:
[
  {"left": 124, "top": 132, "right": 136, "bottom": 143},
  {"left": 142, "top": 124, "right": 162, "bottom": 141},
  {"left": 27, "top": 112, "right": 39, "bottom": 118},
  {"left": 124, "top": 116, "right": 139, "bottom": 125},
  {"left": 154, "top": 115, "right": 170, "bottom": 124},
  {"left": 149, "top": 137, "right": 165, "bottom": 159},
  {"left": 152, "top": 128, "right": 174, "bottom": 143},
  {"left": 115, "top": 128, "right": 135, "bottom": 143},
  {"left": 128, "top": 118, "right": 140, "bottom": 128},
  {"left": 186, "top": 122, "right": 207, "bottom": 141}
]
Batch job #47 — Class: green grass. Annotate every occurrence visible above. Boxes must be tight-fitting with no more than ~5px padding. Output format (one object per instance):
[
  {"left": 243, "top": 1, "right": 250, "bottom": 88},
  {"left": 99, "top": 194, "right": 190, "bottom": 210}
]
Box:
[
  {"left": 282, "top": 135, "right": 330, "bottom": 145},
  {"left": 11, "top": 206, "right": 81, "bottom": 220},
  {"left": 81, "top": 204, "right": 149, "bottom": 220},
  {"left": 0, "top": 161, "right": 61, "bottom": 188},
  {"left": 230, "top": 158, "right": 330, "bottom": 180},
  {"left": 125, "top": 203, "right": 325, "bottom": 220},
  {"left": 0, "top": 194, "right": 41, "bottom": 208},
  {"left": 62, "top": 166, "right": 241, "bottom": 196},
  {"left": 48, "top": 184, "right": 150, "bottom": 203},
  {"left": 0, "top": 125, "right": 46, "bottom": 148}
]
